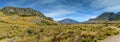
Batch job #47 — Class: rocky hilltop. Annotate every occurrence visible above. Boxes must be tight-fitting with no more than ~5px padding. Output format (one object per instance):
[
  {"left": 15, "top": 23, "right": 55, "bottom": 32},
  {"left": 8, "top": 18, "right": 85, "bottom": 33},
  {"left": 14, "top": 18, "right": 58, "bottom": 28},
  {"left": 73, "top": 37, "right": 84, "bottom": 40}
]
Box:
[
  {"left": 0, "top": 6, "right": 58, "bottom": 25},
  {"left": 1, "top": 6, "right": 46, "bottom": 17}
]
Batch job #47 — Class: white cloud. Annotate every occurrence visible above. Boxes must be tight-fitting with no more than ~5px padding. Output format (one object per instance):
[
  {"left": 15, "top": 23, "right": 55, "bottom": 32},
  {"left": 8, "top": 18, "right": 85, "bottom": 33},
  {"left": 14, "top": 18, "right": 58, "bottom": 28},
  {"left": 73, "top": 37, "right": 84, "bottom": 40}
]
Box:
[
  {"left": 40, "top": 0, "right": 56, "bottom": 4},
  {"left": 89, "top": 0, "right": 120, "bottom": 15},
  {"left": 91, "top": 0, "right": 120, "bottom": 9},
  {"left": 4, "top": 0, "right": 120, "bottom": 22},
  {"left": 24, "top": 0, "right": 57, "bottom": 7},
  {"left": 102, "top": 5, "right": 120, "bottom": 12},
  {"left": 44, "top": 9, "right": 76, "bottom": 17}
]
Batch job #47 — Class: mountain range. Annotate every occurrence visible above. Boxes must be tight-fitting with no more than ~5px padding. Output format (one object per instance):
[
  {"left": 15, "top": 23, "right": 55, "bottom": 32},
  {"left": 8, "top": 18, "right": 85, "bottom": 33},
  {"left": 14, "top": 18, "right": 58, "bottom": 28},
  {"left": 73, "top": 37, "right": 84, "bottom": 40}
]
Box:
[
  {"left": 89, "top": 12, "right": 120, "bottom": 21},
  {"left": 59, "top": 12, "right": 120, "bottom": 24},
  {"left": 83, "top": 12, "right": 120, "bottom": 24},
  {"left": 1, "top": 6, "right": 120, "bottom": 25}
]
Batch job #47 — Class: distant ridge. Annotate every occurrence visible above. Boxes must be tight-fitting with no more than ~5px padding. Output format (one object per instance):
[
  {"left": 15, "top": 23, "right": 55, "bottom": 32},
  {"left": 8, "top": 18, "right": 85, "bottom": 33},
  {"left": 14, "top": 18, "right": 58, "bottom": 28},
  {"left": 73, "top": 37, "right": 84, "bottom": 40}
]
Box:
[
  {"left": 84, "top": 12, "right": 120, "bottom": 24},
  {"left": 58, "top": 18, "right": 79, "bottom": 24},
  {"left": 89, "top": 12, "right": 120, "bottom": 21}
]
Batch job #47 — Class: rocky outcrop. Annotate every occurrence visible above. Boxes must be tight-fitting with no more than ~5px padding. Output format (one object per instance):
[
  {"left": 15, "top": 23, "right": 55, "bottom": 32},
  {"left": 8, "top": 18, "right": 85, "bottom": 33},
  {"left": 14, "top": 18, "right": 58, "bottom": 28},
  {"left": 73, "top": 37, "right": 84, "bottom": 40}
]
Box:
[{"left": 1, "top": 6, "right": 46, "bottom": 18}]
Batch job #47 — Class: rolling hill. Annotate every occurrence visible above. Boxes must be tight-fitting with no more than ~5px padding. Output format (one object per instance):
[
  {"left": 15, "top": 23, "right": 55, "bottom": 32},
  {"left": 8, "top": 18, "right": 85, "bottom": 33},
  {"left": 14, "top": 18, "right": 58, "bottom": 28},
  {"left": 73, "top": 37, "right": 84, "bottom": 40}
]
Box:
[{"left": 0, "top": 6, "right": 59, "bottom": 26}]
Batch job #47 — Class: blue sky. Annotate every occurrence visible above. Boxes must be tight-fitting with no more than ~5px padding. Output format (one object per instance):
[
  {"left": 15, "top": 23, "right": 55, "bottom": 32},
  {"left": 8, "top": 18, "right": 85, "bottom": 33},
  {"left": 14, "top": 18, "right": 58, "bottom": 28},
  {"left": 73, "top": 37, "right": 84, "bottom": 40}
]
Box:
[{"left": 0, "top": 0, "right": 120, "bottom": 22}]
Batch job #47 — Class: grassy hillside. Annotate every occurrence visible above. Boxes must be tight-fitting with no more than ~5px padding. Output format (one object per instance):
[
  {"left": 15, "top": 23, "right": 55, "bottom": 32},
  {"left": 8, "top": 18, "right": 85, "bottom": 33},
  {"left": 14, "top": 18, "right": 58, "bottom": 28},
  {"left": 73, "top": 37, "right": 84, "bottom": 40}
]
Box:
[
  {"left": 0, "top": 6, "right": 59, "bottom": 26},
  {"left": 0, "top": 23, "right": 119, "bottom": 42},
  {"left": 0, "top": 6, "right": 119, "bottom": 42}
]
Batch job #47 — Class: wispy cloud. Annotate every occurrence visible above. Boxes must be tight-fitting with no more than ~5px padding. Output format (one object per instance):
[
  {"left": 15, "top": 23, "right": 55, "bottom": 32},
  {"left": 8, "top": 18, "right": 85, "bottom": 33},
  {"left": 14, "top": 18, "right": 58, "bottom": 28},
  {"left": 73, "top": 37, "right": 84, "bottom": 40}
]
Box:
[
  {"left": 102, "top": 5, "right": 120, "bottom": 12},
  {"left": 1, "top": 0, "right": 120, "bottom": 22},
  {"left": 91, "top": 0, "right": 120, "bottom": 12},
  {"left": 40, "top": 0, "right": 57, "bottom": 4},
  {"left": 91, "top": 0, "right": 120, "bottom": 8},
  {"left": 44, "top": 9, "right": 76, "bottom": 17}
]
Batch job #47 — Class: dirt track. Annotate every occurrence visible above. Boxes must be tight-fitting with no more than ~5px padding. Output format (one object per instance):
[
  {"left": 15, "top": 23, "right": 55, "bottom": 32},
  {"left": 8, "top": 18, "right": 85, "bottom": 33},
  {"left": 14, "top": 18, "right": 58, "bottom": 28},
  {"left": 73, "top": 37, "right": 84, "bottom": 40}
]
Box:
[
  {"left": 101, "top": 34, "right": 120, "bottom": 42},
  {"left": 101, "top": 26, "right": 120, "bottom": 42}
]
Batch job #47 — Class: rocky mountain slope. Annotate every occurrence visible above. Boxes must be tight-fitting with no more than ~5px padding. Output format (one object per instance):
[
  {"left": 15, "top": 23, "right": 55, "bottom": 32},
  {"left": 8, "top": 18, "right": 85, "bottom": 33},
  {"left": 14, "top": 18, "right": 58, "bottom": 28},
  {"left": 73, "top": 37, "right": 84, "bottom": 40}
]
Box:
[
  {"left": 58, "top": 18, "right": 79, "bottom": 24},
  {"left": 84, "top": 12, "right": 120, "bottom": 24},
  {"left": 0, "top": 6, "right": 58, "bottom": 25},
  {"left": 89, "top": 12, "right": 120, "bottom": 21}
]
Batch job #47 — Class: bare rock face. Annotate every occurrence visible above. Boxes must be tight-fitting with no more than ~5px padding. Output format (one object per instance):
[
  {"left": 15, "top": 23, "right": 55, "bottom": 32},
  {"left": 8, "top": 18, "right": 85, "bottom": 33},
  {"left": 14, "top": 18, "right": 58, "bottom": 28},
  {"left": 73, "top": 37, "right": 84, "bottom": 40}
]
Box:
[
  {"left": 29, "top": 18, "right": 42, "bottom": 23},
  {"left": 1, "top": 6, "right": 46, "bottom": 18}
]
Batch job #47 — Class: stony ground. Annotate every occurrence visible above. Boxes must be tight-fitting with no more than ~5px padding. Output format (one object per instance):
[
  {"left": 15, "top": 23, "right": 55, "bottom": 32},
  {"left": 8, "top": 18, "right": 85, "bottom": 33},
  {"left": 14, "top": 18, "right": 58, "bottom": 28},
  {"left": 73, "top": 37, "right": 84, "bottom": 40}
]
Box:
[
  {"left": 101, "top": 26, "right": 120, "bottom": 42},
  {"left": 101, "top": 34, "right": 120, "bottom": 42}
]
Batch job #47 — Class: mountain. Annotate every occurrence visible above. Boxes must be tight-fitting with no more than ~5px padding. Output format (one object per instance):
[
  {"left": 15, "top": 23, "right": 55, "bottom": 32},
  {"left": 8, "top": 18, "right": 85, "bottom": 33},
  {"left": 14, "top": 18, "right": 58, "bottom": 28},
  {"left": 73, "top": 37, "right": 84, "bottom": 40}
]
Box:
[
  {"left": 117, "top": 12, "right": 120, "bottom": 15},
  {"left": 89, "top": 12, "right": 120, "bottom": 21},
  {"left": 0, "top": 6, "right": 59, "bottom": 25},
  {"left": 84, "top": 12, "right": 120, "bottom": 24},
  {"left": 1, "top": 6, "right": 46, "bottom": 17},
  {"left": 58, "top": 18, "right": 79, "bottom": 24}
]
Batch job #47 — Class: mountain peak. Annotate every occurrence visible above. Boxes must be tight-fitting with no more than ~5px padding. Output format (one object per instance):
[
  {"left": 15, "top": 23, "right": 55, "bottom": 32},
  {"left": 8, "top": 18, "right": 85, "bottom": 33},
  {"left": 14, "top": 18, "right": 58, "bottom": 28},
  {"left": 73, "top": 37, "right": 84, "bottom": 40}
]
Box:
[
  {"left": 3, "top": 6, "right": 33, "bottom": 10},
  {"left": 117, "top": 12, "right": 120, "bottom": 15},
  {"left": 102, "top": 12, "right": 114, "bottom": 14},
  {"left": 89, "top": 12, "right": 118, "bottom": 21},
  {"left": 85, "top": 12, "right": 120, "bottom": 24},
  {"left": 58, "top": 18, "right": 79, "bottom": 24}
]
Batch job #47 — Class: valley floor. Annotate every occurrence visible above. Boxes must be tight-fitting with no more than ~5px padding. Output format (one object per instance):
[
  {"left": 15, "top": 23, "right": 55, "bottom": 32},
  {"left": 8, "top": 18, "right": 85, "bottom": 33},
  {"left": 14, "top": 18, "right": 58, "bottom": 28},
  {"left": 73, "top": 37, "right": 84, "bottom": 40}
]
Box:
[{"left": 0, "top": 23, "right": 119, "bottom": 42}]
